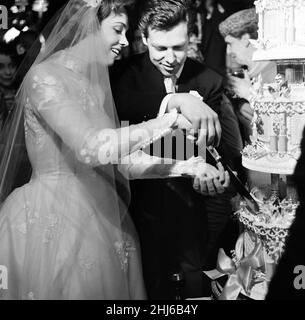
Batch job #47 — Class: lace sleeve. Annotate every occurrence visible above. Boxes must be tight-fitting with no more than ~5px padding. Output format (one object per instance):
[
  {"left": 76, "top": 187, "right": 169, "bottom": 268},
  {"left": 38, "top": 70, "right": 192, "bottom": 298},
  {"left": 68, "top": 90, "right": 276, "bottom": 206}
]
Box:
[
  {"left": 27, "top": 65, "right": 178, "bottom": 166},
  {"left": 78, "top": 114, "right": 178, "bottom": 166}
]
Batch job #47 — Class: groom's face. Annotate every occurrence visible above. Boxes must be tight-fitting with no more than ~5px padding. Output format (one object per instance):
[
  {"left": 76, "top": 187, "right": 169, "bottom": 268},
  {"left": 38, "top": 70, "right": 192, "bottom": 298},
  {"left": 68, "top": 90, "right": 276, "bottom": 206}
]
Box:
[{"left": 143, "top": 21, "right": 189, "bottom": 77}]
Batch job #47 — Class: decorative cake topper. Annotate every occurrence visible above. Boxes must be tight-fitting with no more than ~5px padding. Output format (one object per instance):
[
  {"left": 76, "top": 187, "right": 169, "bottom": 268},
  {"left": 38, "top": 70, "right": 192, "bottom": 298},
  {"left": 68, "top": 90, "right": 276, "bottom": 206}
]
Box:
[
  {"left": 255, "top": 115, "right": 264, "bottom": 135},
  {"left": 255, "top": 0, "right": 305, "bottom": 12},
  {"left": 242, "top": 141, "right": 267, "bottom": 160},
  {"left": 267, "top": 74, "right": 291, "bottom": 99}
]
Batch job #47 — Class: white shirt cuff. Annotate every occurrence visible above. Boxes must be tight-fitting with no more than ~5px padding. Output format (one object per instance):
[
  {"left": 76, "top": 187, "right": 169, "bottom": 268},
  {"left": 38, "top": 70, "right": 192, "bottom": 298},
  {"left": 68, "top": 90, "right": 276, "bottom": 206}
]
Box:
[
  {"left": 158, "top": 91, "right": 203, "bottom": 118},
  {"left": 158, "top": 94, "right": 174, "bottom": 118}
]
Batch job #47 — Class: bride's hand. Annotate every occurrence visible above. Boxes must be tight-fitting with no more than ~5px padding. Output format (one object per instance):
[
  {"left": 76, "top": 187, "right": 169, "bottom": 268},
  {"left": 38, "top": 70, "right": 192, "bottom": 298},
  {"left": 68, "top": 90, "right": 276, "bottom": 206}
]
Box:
[
  {"left": 175, "top": 113, "right": 193, "bottom": 132},
  {"left": 186, "top": 157, "right": 230, "bottom": 196},
  {"left": 174, "top": 114, "right": 203, "bottom": 142}
]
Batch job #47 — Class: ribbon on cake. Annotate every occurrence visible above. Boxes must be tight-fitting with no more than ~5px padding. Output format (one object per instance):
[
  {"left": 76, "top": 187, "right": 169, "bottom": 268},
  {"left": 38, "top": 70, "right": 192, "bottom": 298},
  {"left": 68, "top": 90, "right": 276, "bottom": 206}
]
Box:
[{"left": 216, "top": 233, "right": 271, "bottom": 300}]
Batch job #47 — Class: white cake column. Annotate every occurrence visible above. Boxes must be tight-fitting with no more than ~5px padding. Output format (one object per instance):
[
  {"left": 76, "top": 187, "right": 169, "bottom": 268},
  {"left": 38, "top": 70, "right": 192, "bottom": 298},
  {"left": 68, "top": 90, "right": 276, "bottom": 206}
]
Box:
[
  {"left": 287, "top": 5, "right": 295, "bottom": 45},
  {"left": 278, "top": 113, "right": 288, "bottom": 156}
]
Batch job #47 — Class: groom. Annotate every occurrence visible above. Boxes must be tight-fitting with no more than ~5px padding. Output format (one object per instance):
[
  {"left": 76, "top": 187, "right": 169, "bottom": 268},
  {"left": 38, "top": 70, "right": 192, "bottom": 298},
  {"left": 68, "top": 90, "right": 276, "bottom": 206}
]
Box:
[{"left": 111, "top": 0, "right": 232, "bottom": 299}]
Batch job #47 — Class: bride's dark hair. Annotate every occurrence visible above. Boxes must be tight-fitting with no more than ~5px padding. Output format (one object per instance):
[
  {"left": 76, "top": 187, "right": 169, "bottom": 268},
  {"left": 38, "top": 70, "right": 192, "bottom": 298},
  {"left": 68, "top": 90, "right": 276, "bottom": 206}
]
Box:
[{"left": 97, "top": 0, "right": 135, "bottom": 22}]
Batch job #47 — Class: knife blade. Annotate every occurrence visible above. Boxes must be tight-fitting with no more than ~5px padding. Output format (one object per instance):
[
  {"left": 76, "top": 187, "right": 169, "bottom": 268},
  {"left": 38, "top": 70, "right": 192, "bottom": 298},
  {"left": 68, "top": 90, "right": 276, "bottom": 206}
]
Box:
[
  {"left": 184, "top": 132, "right": 260, "bottom": 213},
  {"left": 205, "top": 146, "right": 260, "bottom": 213}
]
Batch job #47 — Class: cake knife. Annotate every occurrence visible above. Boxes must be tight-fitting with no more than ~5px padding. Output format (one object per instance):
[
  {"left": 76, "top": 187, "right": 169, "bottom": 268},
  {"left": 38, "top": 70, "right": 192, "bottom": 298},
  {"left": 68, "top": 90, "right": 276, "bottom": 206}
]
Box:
[{"left": 205, "top": 146, "right": 260, "bottom": 213}]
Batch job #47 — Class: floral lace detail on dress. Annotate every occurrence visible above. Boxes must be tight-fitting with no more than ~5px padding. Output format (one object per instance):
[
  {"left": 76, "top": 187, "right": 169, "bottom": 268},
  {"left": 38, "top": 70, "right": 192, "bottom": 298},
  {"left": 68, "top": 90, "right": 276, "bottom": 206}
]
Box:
[
  {"left": 24, "top": 98, "right": 45, "bottom": 146},
  {"left": 15, "top": 201, "right": 39, "bottom": 235},
  {"left": 61, "top": 57, "right": 95, "bottom": 112},
  {"left": 31, "top": 73, "right": 65, "bottom": 111},
  {"left": 32, "top": 74, "right": 58, "bottom": 90},
  {"left": 114, "top": 241, "right": 136, "bottom": 272},
  {"left": 14, "top": 200, "right": 61, "bottom": 245},
  {"left": 79, "top": 130, "right": 118, "bottom": 166},
  {"left": 79, "top": 87, "right": 95, "bottom": 111},
  {"left": 43, "top": 214, "right": 60, "bottom": 244}
]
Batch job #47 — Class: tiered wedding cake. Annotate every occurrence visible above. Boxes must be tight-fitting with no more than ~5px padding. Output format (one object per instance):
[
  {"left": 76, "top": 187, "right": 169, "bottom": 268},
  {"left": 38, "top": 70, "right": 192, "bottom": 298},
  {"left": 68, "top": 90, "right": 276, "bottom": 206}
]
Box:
[
  {"left": 216, "top": 0, "right": 305, "bottom": 300},
  {"left": 253, "top": 0, "right": 305, "bottom": 61},
  {"left": 242, "top": 0, "right": 305, "bottom": 175}
]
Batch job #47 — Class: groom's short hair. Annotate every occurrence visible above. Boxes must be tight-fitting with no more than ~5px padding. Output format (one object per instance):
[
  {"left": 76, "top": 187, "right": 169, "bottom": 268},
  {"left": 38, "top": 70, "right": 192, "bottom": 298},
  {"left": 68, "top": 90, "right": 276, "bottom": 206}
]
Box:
[{"left": 139, "top": 0, "right": 191, "bottom": 38}]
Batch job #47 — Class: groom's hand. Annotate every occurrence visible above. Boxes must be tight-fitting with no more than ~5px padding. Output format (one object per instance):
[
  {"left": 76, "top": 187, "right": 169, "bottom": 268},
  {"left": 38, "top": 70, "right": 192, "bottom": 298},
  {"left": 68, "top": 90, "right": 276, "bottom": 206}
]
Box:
[
  {"left": 167, "top": 93, "right": 221, "bottom": 147},
  {"left": 182, "top": 157, "right": 230, "bottom": 196}
]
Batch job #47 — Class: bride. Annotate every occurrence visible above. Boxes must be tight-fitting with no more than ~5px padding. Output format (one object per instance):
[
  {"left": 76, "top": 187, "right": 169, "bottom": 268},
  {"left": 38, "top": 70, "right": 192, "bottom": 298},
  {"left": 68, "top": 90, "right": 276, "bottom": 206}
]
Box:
[{"left": 0, "top": 0, "right": 228, "bottom": 299}]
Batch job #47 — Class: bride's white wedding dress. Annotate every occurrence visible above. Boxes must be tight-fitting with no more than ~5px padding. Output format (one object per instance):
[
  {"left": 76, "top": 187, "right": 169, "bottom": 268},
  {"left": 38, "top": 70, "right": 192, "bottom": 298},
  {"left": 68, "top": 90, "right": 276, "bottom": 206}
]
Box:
[{"left": 0, "top": 53, "right": 167, "bottom": 300}]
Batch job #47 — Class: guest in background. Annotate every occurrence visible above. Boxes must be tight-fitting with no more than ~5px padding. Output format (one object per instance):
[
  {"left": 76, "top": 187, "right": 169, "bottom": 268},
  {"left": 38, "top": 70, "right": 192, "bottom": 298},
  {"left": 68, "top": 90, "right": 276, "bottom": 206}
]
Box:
[
  {"left": 219, "top": 8, "right": 278, "bottom": 210},
  {"left": 130, "top": 28, "right": 147, "bottom": 56},
  {"left": 187, "top": 0, "right": 205, "bottom": 64},
  {"left": 191, "top": 0, "right": 228, "bottom": 76},
  {"left": 219, "top": 7, "right": 277, "bottom": 144},
  {"left": 187, "top": 2, "right": 244, "bottom": 182},
  {"left": 0, "top": 41, "right": 17, "bottom": 129}
]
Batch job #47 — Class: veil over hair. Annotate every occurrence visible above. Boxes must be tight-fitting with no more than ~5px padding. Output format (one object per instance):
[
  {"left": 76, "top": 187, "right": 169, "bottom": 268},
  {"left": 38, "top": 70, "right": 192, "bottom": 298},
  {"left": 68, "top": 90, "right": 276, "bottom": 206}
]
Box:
[
  {"left": 0, "top": 0, "right": 145, "bottom": 299},
  {"left": 0, "top": 0, "right": 131, "bottom": 206}
]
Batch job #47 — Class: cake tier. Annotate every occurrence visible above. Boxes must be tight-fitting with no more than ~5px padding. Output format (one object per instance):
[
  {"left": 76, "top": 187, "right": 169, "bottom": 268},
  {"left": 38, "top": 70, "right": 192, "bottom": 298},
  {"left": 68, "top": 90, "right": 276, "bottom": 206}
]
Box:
[
  {"left": 242, "top": 154, "right": 297, "bottom": 175},
  {"left": 254, "top": 0, "right": 305, "bottom": 61},
  {"left": 235, "top": 196, "right": 297, "bottom": 260},
  {"left": 245, "top": 98, "right": 305, "bottom": 172},
  {"left": 256, "top": 84, "right": 305, "bottom": 102},
  {"left": 253, "top": 46, "right": 305, "bottom": 62}
]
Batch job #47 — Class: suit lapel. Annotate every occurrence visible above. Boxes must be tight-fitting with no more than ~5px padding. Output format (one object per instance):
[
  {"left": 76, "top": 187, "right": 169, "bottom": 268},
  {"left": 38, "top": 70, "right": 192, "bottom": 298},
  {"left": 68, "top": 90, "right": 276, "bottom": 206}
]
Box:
[
  {"left": 177, "top": 58, "right": 199, "bottom": 93},
  {"left": 140, "top": 55, "right": 204, "bottom": 98},
  {"left": 142, "top": 53, "right": 167, "bottom": 94}
]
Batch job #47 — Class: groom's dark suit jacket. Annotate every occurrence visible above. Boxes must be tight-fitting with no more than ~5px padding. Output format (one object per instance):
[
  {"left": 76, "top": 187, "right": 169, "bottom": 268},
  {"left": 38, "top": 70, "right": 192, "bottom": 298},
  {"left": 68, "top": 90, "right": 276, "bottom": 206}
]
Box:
[
  {"left": 112, "top": 52, "right": 223, "bottom": 123},
  {"left": 110, "top": 52, "right": 232, "bottom": 299}
]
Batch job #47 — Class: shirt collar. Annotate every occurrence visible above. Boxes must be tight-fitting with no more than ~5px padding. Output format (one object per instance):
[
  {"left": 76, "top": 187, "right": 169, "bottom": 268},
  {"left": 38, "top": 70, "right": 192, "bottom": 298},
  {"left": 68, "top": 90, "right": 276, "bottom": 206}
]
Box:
[{"left": 164, "top": 62, "right": 185, "bottom": 80}]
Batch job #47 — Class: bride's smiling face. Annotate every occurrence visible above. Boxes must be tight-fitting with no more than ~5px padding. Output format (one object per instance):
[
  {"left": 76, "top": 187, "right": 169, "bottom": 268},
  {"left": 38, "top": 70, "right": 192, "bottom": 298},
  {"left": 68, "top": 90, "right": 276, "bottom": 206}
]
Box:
[{"left": 99, "top": 11, "right": 129, "bottom": 66}]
